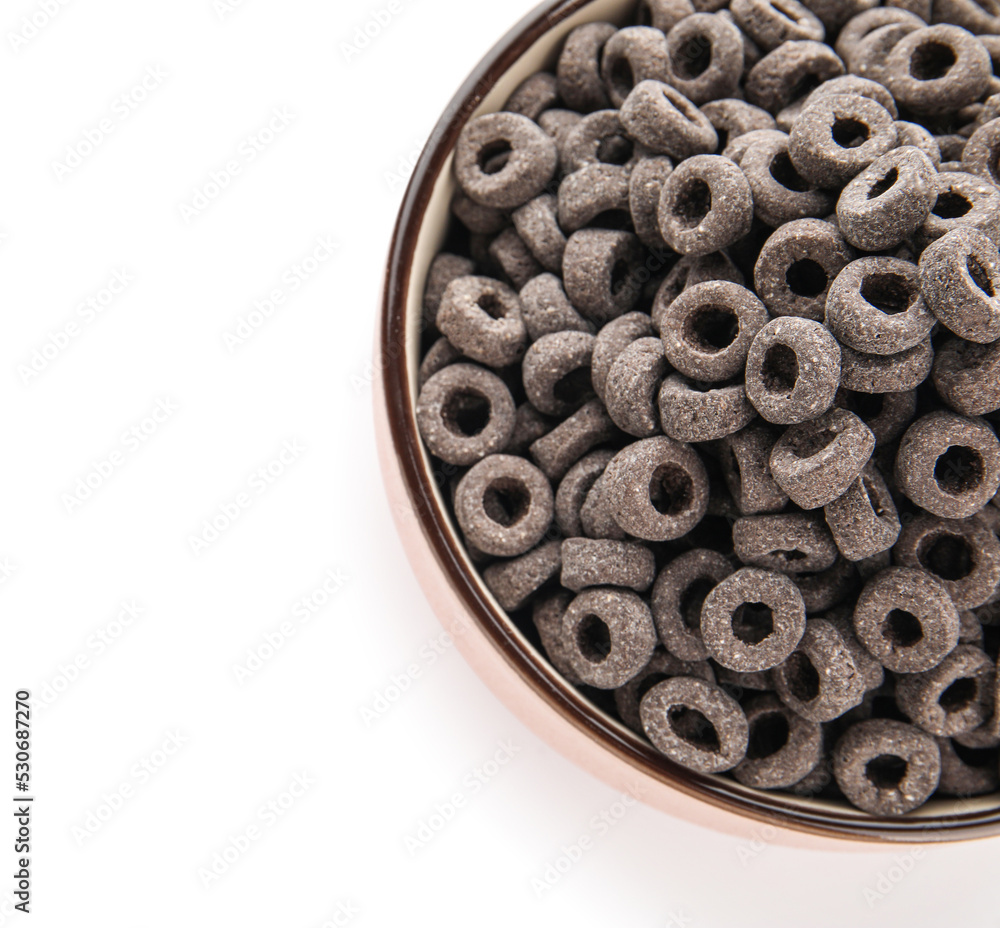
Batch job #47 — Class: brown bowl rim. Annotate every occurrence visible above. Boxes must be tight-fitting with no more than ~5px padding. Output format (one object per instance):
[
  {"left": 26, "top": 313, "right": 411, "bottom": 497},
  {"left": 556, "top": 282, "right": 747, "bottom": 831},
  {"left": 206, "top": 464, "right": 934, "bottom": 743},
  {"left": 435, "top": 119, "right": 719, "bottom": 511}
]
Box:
[{"left": 377, "top": 0, "right": 1000, "bottom": 843}]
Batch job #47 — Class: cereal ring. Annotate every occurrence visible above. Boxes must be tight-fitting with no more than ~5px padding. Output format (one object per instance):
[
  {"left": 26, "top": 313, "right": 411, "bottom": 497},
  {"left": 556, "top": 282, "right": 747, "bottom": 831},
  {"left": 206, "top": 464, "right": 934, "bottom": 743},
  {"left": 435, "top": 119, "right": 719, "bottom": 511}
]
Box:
[
  {"left": 483, "top": 540, "right": 563, "bottom": 612},
  {"left": 521, "top": 331, "right": 596, "bottom": 417},
  {"left": 806, "top": 73, "right": 898, "bottom": 117},
  {"left": 651, "top": 252, "right": 745, "bottom": 333},
  {"left": 932, "top": 337, "right": 1000, "bottom": 417},
  {"left": 834, "top": 390, "right": 917, "bottom": 447},
  {"left": 562, "top": 110, "right": 639, "bottom": 173},
  {"left": 658, "top": 375, "right": 757, "bottom": 443},
  {"left": 557, "top": 164, "right": 631, "bottom": 235},
  {"left": 896, "top": 645, "right": 996, "bottom": 736},
  {"left": 562, "top": 587, "right": 658, "bottom": 688},
  {"left": 620, "top": 81, "right": 719, "bottom": 159},
  {"left": 418, "top": 336, "right": 461, "bottom": 390},
  {"left": 722, "top": 127, "right": 788, "bottom": 164},
  {"left": 451, "top": 193, "right": 509, "bottom": 235},
  {"left": 894, "top": 119, "right": 942, "bottom": 166},
  {"left": 834, "top": 7, "right": 923, "bottom": 64},
  {"left": 733, "top": 693, "right": 824, "bottom": 788},
  {"left": 423, "top": 253, "right": 476, "bottom": 329},
  {"left": 716, "top": 423, "right": 789, "bottom": 514},
  {"left": 416, "top": 363, "right": 517, "bottom": 466},
  {"left": 601, "top": 27, "right": 672, "bottom": 108},
  {"left": 733, "top": 512, "right": 840, "bottom": 573},
  {"left": 454, "top": 112, "right": 559, "bottom": 209},
  {"left": 962, "top": 117, "right": 1000, "bottom": 187},
  {"left": 933, "top": 0, "right": 1000, "bottom": 34},
  {"left": 605, "top": 337, "right": 669, "bottom": 437},
  {"left": 556, "top": 22, "right": 617, "bottom": 113},
  {"left": 850, "top": 19, "right": 924, "bottom": 83},
  {"left": 640, "top": 676, "right": 750, "bottom": 772},
  {"left": 437, "top": 276, "right": 528, "bottom": 368},
  {"left": 554, "top": 449, "right": 615, "bottom": 537},
  {"left": 838, "top": 338, "right": 933, "bottom": 394},
  {"left": 506, "top": 403, "right": 555, "bottom": 456},
  {"left": 519, "top": 273, "right": 593, "bottom": 342},
  {"left": 936, "top": 737, "right": 1000, "bottom": 797},
  {"left": 740, "top": 134, "right": 836, "bottom": 227},
  {"left": 614, "top": 647, "right": 715, "bottom": 733},
  {"left": 504, "top": 72, "right": 559, "bottom": 121},
  {"left": 563, "top": 229, "right": 646, "bottom": 323},
  {"left": 919, "top": 172, "right": 1000, "bottom": 247},
  {"left": 663, "top": 13, "right": 745, "bottom": 104},
  {"left": 580, "top": 471, "right": 627, "bottom": 541},
  {"left": 489, "top": 228, "right": 542, "bottom": 289},
  {"left": 629, "top": 156, "right": 674, "bottom": 249},
  {"left": 560, "top": 538, "right": 657, "bottom": 592},
  {"left": 604, "top": 436, "right": 710, "bottom": 541},
  {"left": 852, "top": 567, "right": 960, "bottom": 672},
  {"left": 745, "top": 40, "right": 845, "bottom": 114},
  {"left": 895, "top": 411, "right": 1000, "bottom": 518},
  {"left": 533, "top": 591, "right": 583, "bottom": 684},
  {"left": 637, "top": 0, "right": 696, "bottom": 32},
  {"left": 512, "top": 194, "right": 567, "bottom": 273},
  {"left": 797, "top": 557, "right": 859, "bottom": 613},
  {"left": 732, "top": 0, "right": 825, "bottom": 52},
  {"left": 701, "top": 98, "right": 776, "bottom": 148},
  {"left": 823, "top": 462, "right": 901, "bottom": 561},
  {"left": 530, "top": 399, "right": 621, "bottom": 481},
  {"left": 702, "top": 568, "right": 808, "bottom": 671}
]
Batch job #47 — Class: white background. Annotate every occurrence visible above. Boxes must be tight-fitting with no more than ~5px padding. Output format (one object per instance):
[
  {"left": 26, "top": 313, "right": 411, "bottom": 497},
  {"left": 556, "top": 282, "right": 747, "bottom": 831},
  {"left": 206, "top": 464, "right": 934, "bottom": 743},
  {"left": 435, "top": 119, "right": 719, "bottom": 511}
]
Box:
[{"left": 0, "top": 0, "right": 995, "bottom": 925}]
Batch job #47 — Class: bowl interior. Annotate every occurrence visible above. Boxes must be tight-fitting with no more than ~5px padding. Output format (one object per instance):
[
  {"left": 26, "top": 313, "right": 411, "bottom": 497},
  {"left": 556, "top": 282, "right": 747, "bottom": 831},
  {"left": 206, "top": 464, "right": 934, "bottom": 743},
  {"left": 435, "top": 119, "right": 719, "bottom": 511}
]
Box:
[{"left": 385, "top": 0, "right": 1000, "bottom": 842}]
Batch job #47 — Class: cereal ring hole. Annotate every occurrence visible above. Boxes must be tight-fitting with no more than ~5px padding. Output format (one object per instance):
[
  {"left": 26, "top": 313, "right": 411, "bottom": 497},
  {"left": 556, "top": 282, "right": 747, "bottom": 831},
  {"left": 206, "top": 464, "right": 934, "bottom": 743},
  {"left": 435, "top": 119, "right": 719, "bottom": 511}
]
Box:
[
  {"left": 939, "top": 676, "right": 978, "bottom": 713},
  {"left": 867, "top": 167, "right": 898, "bottom": 200},
  {"left": 747, "top": 710, "right": 791, "bottom": 760},
  {"left": 675, "top": 35, "right": 713, "bottom": 81},
  {"left": 477, "top": 291, "right": 508, "bottom": 320},
  {"left": 732, "top": 601, "right": 775, "bottom": 645},
  {"left": 637, "top": 672, "right": 671, "bottom": 699},
  {"left": 917, "top": 533, "right": 974, "bottom": 581},
  {"left": 683, "top": 304, "right": 739, "bottom": 352},
  {"left": 686, "top": 513, "right": 736, "bottom": 555},
  {"left": 442, "top": 390, "right": 491, "bottom": 437},
  {"left": 932, "top": 188, "right": 972, "bottom": 219},
  {"left": 483, "top": 477, "right": 531, "bottom": 526},
  {"left": 577, "top": 613, "right": 613, "bottom": 662},
  {"left": 839, "top": 389, "right": 884, "bottom": 421},
  {"left": 865, "top": 753, "right": 908, "bottom": 789},
  {"left": 966, "top": 254, "right": 996, "bottom": 297},
  {"left": 553, "top": 367, "right": 596, "bottom": 406},
  {"left": 608, "top": 56, "right": 637, "bottom": 102},
  {"left": 674, "top": 178, "right": 713, "bottom": 228},
  {"left": 882, "top": 609, "right": 924, "bottom": 649},
  {"left": 953, "top": 741, "right": 997, "bottom": 766},
  {"left": 668, "top": 705, "right": 722, "bottom": 752},
  {"left": 933, "top": 445, "right": 984, "bottom": 495},
  {"left": 597, "top": 134, "right": 635, "bottom": 165},
  {"left": 761, "top": 343, "right": 800, "bottom": 394},
  {"left": 909, "top": 41, "right": 957, "bottom": 82},
  {"left": 832, "top": 117, "right": 870, "bottom": 150},
  {"left": 785, "top": 651, "right": 821, "bottom": 703},
  {"left": 860, "top": 272, "right": 913, "bottom": 314},
  {"left": 681, "top": 578, "right": 717, "bottom": 629},
  {"left": 769, "top": 151, "right": 812, "bottom": 192},
  {"left": 785, "top": 259, "right": 828, "bottom": 298},
  {"left": 478, "top": 140, "right": 513, "bottom": 176},
  {"left": 650, "top": 463, "right": 695, "bottom": 515}
]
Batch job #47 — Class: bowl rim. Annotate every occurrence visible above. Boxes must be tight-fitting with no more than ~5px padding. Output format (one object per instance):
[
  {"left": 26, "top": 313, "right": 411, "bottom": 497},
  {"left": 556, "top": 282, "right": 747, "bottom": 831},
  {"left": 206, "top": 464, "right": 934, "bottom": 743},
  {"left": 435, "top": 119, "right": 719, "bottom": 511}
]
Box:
[{"left": 376, "top": 0, "right": 1000, "bottom": 843}]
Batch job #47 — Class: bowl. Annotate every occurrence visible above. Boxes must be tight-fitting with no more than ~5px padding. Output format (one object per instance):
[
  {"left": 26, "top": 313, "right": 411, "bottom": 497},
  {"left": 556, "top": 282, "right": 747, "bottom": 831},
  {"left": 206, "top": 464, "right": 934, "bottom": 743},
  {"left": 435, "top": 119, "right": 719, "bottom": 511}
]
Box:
[{"left": 374, "top": 0, "right": 1000, "bottom": 845}]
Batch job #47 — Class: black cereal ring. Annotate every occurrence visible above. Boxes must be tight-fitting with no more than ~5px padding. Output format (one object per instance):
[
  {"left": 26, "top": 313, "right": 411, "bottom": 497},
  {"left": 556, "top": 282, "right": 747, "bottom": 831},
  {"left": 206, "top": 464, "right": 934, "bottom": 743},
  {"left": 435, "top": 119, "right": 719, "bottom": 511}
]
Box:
[
  {"left": 562, "top": 587, "right": 658, "bottom": 688},
  {"left": 701, "top": 98, "right": 777, "bottom": 149},
  {"left": 885, "top": 25, "right": 991, "bottom": 115},
  {"left": 918, "top": 172, "right": 1000, "bottom": 248},
  {"left": 936, "top": 736, "right": 1000, "bottom": 797},
  {"left": 451, "top": 193, "right": 510, "bottom": 235},
  {"left": 825, "top": 607, "right": 886, "bottom": 691},
  {"left": 605, "top": 337, "right": 669, "bottom": 437},
  {"left": 657, "top": 154, "right": 754, "bottom": 256},
  {"left": 933, "top": 0, "right": 1000, "bottom": 35},
  {"left": 418, "top": 336, "right": 461, "bottom": 390},
  {"left": 614, "top": 647, "right": 715, "bottom": 733},
  {"left": 962, "top": 117, "right": 1000, "bottom": 187},
  {"left": 591, "top": 311, "right": 657, "bottom": 402},
  {"left": 802, "top": 0, "right": 880, "bottom": 33},
  {"left": 506, "top": 402, "right": 556, "bottom": 456},
  {"left": 834, "top": 7, "right": 923, "bottom": 65},
  {"left": 806, "top": 74, "right": 898, "bottom": 118},
  {"left": 555, "top": 449, "right": 616, "bottom": 537},
  {"left": 733, "top": 512, "right": 840, "bottom": 573},
  {"left": 823, "top": 462, "right": 901, "bottom": 561},
  {"left": 562, "top": 110, "right": 639, "bottom": 174},
  {"left": 733, "top": 693, "right": 824, "bottom": 788},
  {"left": 835, "top": 147, "right": 938, "bottom": 252},
  {"left": 852, "top": 567, "right": 960, "bottom": 672},
  {"left": 629, "top": 156, "right": 674, "bottom": 249},
  {"left": 745, "top": 40, "right": 845, "bottom": 114},
  {"left": 620, "top": 80, "right": 719, "bottom": 159},
  {"left": 454, "top": 112, "right": 559, "bottom": 210},
  {"left": 504, "top": 72, "right": 560, "bottom": 121},
  {"left": 754, "top": 218, "right": 853, "bottom": 322},
  {"left": 556, "top": 22, "right": 617, "bottom": 114},
  {"left": 826, "top": 257, "right": 935, "bottom": 356},
  {"left": 519, "top": 273, "right": 593, "bottom": 341},
  {"left": 722, "top": 128, "right": 788, "bottom": 164},
  {"left": 512, "top": 194, "right": 567, "bottom": 274},
  {"left": 660, "top": 280, "right": 769, "bottom": 382},
  {"left": 651, "top": 252, "right": 745, "bottom": 333},
  {"left": 530, "top": 398, "right": 621, "bottom": 481},
  {"left": 521, "top": 330, "right": 596, "bottom": 417},
  {"left": 894, "top": 120, "right": 942, "bottom": 167},
  {"left": 416, "top": 363, "right": 516, "bottom": 466},
  {"left": 744, "top": 317, "right": 842, "bottom": 425},
  {"left": 601, "top": 26, "right": 672, "bottom": 108},
  {"left": 640, "top": 676, "right": 750, "bottom": 773},
  {"left": 740, "top": 134, "right": 836, "bottom": 227},
  {"left": 483, "top": 539, "right": 563, "bottom": 612},
  {"left": 561, "top": 538, "right": 657, "bottom": 592},
  {"left": 717, "top": 423, "right": 790, "bottom": 514},
  {"left": 557, "top": 164, "right": 632, "bottom": 235},
  {"left": 604, "top": 435, "right": 710, "bottom": 541},
  {"left": 533, "top": 591, "right": 584, "bottom": 684},
  {"left": 488, "top": 228, "right": 542, "bottom": 290},
  {"left": 893, "top": 512, "right": 1000, "bottom": 609},
  {"left": 896, "top": 645, "right": 996, "bottom": 736},
  {"left": 454, "top": 454, "right": 554, "bottom": 557},
  {"left": 701, "top": 567, "right": 808, "bottom": 671},
  {"left": 959, "top": 609, "right": 985, "bottom": 644},
  {"left": 774, "top": 617, "right": 868, "bottom": 721},
  {"left": 797, "top": 556, "right": 860, "bottom": 613},
  {"left": 920, "top": 227, "right": 1000, "bottom": 344},
  {"left": 580, "top": 470, "right": 628, "bottom": 540},
  {"left": 423, "top": 253, "right": 476, "bottom": 329},
  {"left": 658, "top": 375, "right": 758, "bottom": 442},
  {"left": 838, "top": 338, "right": 933, "bottom": 394},
  {"left": 563, "top": 229, "right": 646, "bottom": 324},
  {"left": 833, "top": 718, "right": 941, "bottom": 815},
  {"left": 895, "top": 411, "right": 1000, "bottom": 518},
  {"left": 638, "top": 0, "right": 697, "bottom": 31},
  {"left": 436, "top": 276, "right": 528, "bottom": 368},
  {"left": 849, "top": 20, "right": 923, "bottom": 84},
  {"left": 663, "top": 13, "right": 744, "bottom": 104},
  {"left": 652, "top": 548, "right": 734, "bottom": 661},
  {"left": 933, "top": 336, "right": 1000, "bottom": 417},
  {"left": 732, "top": 0, "right": 825, "bottom": 52},
  {"left": 538, "top": 108, "right": 584, "bottom": 173},
  {"left": 788, "top": 93, "right": 897, "bottom": 189}
]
